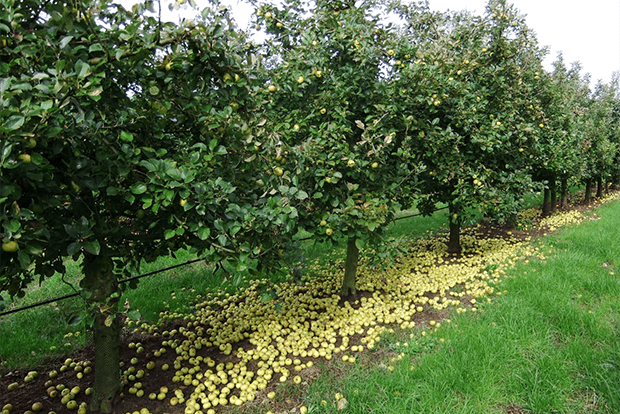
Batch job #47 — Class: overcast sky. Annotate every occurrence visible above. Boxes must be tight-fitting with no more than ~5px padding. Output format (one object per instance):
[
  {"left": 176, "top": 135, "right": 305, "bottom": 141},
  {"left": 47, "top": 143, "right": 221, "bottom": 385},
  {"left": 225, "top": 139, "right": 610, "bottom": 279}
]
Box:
[
  {"left": 162, "top": 0, "right": 619, "bottom": 87},
  {"left": 427, "top": 0, "right": 619, "bottom": 86}
]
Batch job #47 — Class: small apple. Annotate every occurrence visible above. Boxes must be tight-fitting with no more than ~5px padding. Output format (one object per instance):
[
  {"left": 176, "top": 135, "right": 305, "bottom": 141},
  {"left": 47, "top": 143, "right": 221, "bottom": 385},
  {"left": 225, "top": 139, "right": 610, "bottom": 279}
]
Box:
[
  {"left": 31, "top": 403, "right": 43, "bottom": 412},
  {"left": 26, "top": 138, "right": 37, "bottom": 148},
  {"left": 315, "top": 70, "right": 322, "bottom": 78},
  {"left": 179, "top": 199, "right": 187, "bottom": 207},
  {"left": 320, "top": 108, "right": 327, "bottom": 114},
  {"left": 325, "top": 228, "right": 333, "bottom": 236},
  {"left": 387, "top": 49, "right": 395, "bottom": 56},
  {"left": 347, "top": 159, "right": 355, "bottom": 167},
  {"left": 18, "top": 154, "right": 31, "bottom": 163},
  {"left": 297, "top": 76, "right": 304, "bottom": 84},
  {"left": 293, "top": 124, "right": 300, "bottom": 131},
  {"left": 223, "top": 73, "right": 232, "bottom": 83},
  {"left": 66, "top": 400, "right": 77, "bottom": 410},
  {"left": 320, "top": 220, "right": 327, "bottom": 226},
  {"left": 371, "top": 162, "right": 378, "bottom": 169},
  {"left": 268, "top": 84, "right": 277, "bottom": 92},
  {"left": 2, "top": 241, "right": 19, "bottom": 253},
  {"left": 274, "top": 167, "right": 284, "bottom": 177}
]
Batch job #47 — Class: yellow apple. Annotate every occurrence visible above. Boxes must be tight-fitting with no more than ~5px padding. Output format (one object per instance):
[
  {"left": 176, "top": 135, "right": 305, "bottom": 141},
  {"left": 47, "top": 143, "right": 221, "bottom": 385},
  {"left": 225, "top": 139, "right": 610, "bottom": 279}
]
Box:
[
  {"left": 274, "top": 167, "right": 284, "bottom": 177},
  {"left": 18, "top": 154, "right": 31, "bottom": 163},
  {"left": 268, "top": 84, "right": 277, "bottom": 92},
  {"left": 371, "top": 162, "right": 378, "bottom": 169},
  {"left": 325, "top": 228, "right": 333, "bottom": 236},
  {"left": 2, "top": 241, "right": 18, "bottom": 253}
]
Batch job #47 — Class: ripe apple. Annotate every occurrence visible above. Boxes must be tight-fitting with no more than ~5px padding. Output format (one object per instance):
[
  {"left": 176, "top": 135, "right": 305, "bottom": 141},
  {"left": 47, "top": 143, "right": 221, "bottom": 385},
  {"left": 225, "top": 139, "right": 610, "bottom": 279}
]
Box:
[
  {"left": 320, "top": 220, "right": 327, "bottom": 226},
  {"left": 18, "top": 154, "right": 31, "bottom": 163},
  {"left": 371, "top": 162, "right": 378, "bottom": 169},
  {"left": 347, "top": 159, "right": 355, "bottom": 167},
  {"left": 325, "top": 228, "right": 333, "bottom": 236},
  {"left": 268, "top": 84, "right": 277, "bottom": 92},
  {"left": 179, "top": 199, "right": 187, "bottom": 207},
  {"left": 2, "top": 241, "right": 19, "bottom": 253},
  {"left": 315, "top": 70, "right": 322, "bottom": 78},
  {"left": 274, "top": 167, "right": 284, "bottom": 177},
  {"left": 293, "top": 124, "right": 300, "bottom": 131},
  {"left": 297, "top": 76, "right": 304, "bottom": 84}
]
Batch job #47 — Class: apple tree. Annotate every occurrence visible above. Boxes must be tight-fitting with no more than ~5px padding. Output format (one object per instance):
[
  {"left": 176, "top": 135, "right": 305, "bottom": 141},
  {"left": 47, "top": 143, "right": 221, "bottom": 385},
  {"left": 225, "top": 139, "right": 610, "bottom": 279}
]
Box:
[
  {"left": 251, "top": 0, "right": 418, "bottom": 295},
  {"left": 388, "top": 0, "right": 541, "bottom": 253},
  {"left": 0, "top": 0, "right": 296, "bottom": 410},
  {"left": 580, "top": 78, "right": 620, "bottom": 201},
  {"left": 527, "top": 56, "right": 589, "bottom": 213}
]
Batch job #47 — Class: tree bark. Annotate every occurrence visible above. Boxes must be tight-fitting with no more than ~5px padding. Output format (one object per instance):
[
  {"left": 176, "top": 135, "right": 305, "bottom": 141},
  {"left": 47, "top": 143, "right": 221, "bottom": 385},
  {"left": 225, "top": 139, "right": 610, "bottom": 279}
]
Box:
[
  {"left": 340, "top": 237, "right": 359, "bottom": 297},
  {"left": 447, "top": 203, "right": 461, "bottom": 254},
  {"left": 542, "top": 187, "right": 551, "bottom": 216},
  {"left": 560, "top": 177, "right": 568, "bottom": 208},
  {"left": 82, "top": 254, "right": 121, "bottom": 413},
  {"left": 584, "top": 179, "right": 592, "bottom": 203},
  {"left": 596, "top": 178, "right": 603, "bottom": 198},
  {"left": 549, "top": 179, "right": 557, "bottom": 213}
]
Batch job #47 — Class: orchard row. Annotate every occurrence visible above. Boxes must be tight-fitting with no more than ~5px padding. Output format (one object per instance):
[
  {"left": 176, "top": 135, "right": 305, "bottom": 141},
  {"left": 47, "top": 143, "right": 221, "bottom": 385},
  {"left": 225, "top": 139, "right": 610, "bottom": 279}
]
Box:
[{"left": 1, "top": 0, "right": 618, "bottom": 411}]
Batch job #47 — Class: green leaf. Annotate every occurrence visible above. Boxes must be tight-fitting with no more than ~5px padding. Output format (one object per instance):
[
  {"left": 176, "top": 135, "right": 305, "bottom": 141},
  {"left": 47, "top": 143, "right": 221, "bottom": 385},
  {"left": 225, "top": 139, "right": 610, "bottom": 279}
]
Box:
[
  {"left": 198, "top": 227, "right": 210, "bottom": 240},
  {"left": 75, "top": 60, "right": 91, "bottom": 78},
  {"left": 127, "top": 310, "right": 141, "bottom": 320},
  {"left": 355, "top": 239, "right": 365, "bottom": 250},
  {"left": 17, "top": 250, "right": 30, "bottom": 269},
  {"left": 149, "top": 85, "right": 160, "bottom": 95},
  {"left": 164, "top": 229, "right": 176, "bottom": 240},
  {"left": 83, "top": 240, "right": 101, "bottom": 255},
  {"left": 5, "top": 115, "right": 24, "bottom": 131},
  {"left": 120, "top": 131, "right": 134, "bottom": 142},
  {"left": 68, "top": 315, "right": 83, "bottom": 326},
  {"left": 131, "top": 183, "right": 147, "bottom": 194},
  {"left": 296, "top": 190, "right": 308, "bottom": 200},
  {"left": 67, "top": 242, "right": 81, "bottom": 256},
  {"left": 59, "top": 36, "right": 73, "bottom": 49}
]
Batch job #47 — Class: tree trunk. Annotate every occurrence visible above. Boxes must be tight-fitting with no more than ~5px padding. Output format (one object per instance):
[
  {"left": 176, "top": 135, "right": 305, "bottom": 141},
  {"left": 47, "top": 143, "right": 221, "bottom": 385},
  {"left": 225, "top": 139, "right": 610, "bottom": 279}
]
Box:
[
  {"left": 542, "top": 187, "right": 551, "bottom": 216},
  {"left": 560, "top": 177, "right": 568, "bottom": 208},
  {"left": 596, "top": 178, "right": 603, "bottom": 198},
  {"left": 447, "top": 203, "right": 461, "bottom": 254},
  {"left": 549, "top": 179, "right": 557, "bottom": 213},
  {"left": 584, "top": 179, "right": 592, "bottom": 203},
  {"left": 82, "top": 254, "right": 121, "bottom": 413},
  {"left": 340, "top": 237, "right": 359, "bottom": 297}
]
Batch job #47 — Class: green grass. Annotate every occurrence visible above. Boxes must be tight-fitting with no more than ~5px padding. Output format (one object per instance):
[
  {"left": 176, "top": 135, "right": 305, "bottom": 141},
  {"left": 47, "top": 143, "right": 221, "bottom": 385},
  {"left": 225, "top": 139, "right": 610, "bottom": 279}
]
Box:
[{"left": 302, "top": 198, "right": 620, "bottom": 413}]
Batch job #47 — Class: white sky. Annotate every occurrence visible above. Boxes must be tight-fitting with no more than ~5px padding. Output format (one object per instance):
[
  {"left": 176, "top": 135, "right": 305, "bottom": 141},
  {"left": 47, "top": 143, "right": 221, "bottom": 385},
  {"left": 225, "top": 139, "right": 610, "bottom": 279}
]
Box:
[
  {"left": 146, "top": 0, "right": 620, "bottom": 87},
  {"left": 427, "top": 0, "right": 620, "bottom": 86}
]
